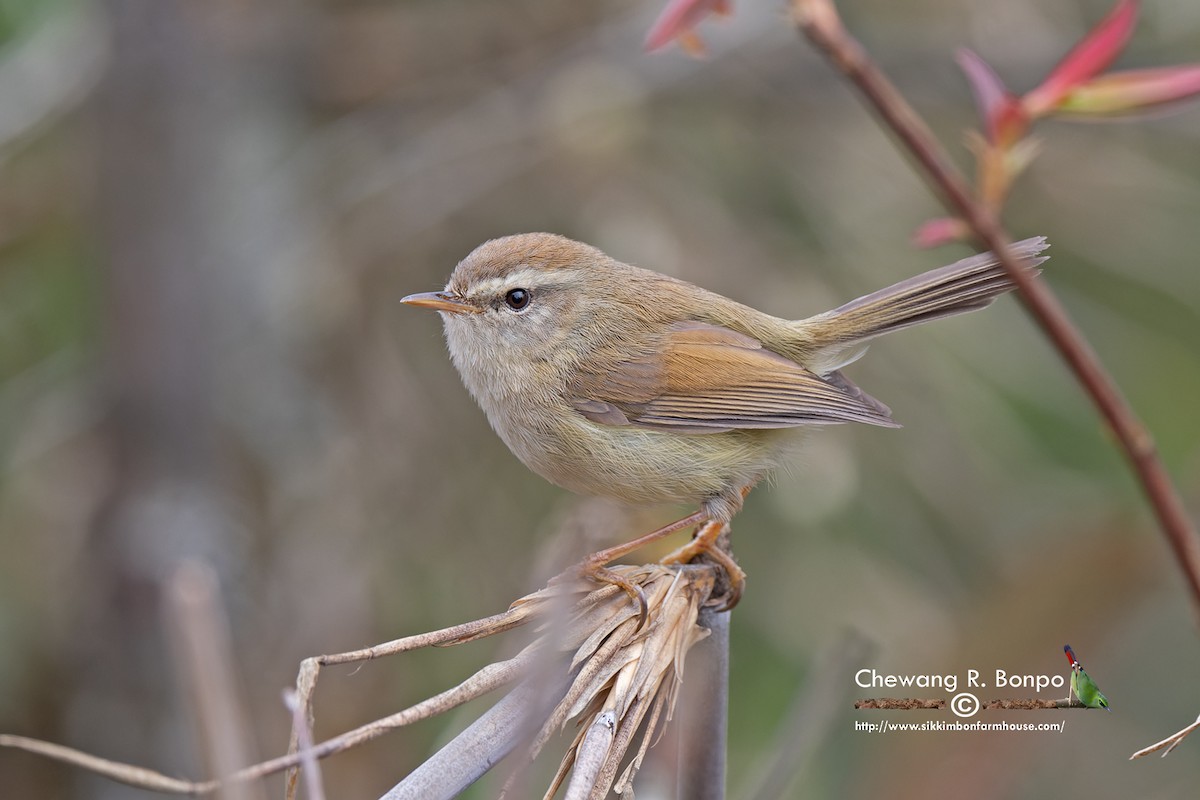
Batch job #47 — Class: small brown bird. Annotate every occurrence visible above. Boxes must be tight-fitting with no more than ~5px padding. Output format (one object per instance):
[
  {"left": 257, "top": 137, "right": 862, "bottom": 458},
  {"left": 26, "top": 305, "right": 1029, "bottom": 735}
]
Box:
[{"left": 404, "top": 233, "right": 1047, "bottom": 597}]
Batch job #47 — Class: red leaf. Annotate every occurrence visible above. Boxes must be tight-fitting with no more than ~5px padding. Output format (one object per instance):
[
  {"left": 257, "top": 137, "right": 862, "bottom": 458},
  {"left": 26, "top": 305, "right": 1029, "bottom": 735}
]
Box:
[{"left": 1024, "top": 0, "right": 1139, "bottom": 115}]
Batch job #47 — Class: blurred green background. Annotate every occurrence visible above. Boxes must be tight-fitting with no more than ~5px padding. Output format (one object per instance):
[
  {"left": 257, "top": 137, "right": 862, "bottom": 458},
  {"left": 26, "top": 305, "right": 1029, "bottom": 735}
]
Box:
[{"left": 1, "top": 0, "right": 1199, "bottom": 797}]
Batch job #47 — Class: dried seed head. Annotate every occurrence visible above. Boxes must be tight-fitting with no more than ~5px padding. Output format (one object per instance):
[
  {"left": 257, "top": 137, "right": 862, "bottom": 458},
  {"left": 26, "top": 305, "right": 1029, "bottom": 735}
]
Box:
[{"left": 505, "top": 563, "right": 718, "bottom": 798}]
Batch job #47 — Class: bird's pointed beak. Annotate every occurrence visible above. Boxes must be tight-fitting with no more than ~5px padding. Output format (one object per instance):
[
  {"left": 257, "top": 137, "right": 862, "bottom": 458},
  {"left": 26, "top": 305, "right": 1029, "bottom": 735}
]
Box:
[{"left": 401, "top": 291, "right": 481, "bottom": 314}]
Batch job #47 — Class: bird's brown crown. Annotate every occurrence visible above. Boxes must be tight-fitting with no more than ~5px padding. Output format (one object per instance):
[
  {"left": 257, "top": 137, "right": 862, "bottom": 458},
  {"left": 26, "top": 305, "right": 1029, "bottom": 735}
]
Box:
[{"left": 449, "top": 233, "right": 605, "bottom": 291}]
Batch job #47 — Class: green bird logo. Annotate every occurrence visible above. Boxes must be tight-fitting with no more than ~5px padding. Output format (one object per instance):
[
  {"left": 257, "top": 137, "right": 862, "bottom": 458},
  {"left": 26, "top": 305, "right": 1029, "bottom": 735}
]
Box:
[{"left": 1064, "top": 644, "right": 1110, "bottom": 712}]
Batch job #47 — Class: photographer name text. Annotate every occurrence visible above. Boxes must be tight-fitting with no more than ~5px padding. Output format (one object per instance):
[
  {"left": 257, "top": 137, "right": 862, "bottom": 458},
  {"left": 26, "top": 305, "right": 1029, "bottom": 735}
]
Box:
[{"left": 855, "top": 668, "right": 1064, "bottom": 694}]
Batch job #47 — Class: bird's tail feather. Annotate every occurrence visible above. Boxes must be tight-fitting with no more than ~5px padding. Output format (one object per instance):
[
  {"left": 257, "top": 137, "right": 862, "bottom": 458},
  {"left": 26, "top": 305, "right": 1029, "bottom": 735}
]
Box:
[{"left": 799, "top": 237, "right": 1049, "bottom": 374}]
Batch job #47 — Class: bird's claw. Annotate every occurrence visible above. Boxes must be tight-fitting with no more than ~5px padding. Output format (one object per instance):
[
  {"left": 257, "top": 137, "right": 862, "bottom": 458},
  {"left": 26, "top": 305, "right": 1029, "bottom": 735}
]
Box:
[
  {"left": 660, "top": 520, "right": 745, "bottom": 611},
  {"left": 574, "top": 561, "right": 650, "bottom": 630}
]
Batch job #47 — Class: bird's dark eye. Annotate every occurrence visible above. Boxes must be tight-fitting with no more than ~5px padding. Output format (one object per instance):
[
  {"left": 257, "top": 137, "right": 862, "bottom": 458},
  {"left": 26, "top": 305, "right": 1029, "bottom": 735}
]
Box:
[{"left": 504, "top": 288, "right": 531, "bottom": 311}]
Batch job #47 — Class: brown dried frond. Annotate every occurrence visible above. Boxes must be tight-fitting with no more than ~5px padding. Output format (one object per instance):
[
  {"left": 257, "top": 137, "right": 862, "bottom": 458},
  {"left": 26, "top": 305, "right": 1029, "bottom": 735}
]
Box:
[{"left": 511, "top": 563, "right": 718, "bottom": 799}]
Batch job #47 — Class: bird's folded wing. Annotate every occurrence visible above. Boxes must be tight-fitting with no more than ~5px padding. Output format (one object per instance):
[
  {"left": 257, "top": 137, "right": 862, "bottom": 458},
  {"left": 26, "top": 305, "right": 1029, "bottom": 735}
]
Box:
[{"left": 569, "top": 322, "right": 898, "bottom": 434}]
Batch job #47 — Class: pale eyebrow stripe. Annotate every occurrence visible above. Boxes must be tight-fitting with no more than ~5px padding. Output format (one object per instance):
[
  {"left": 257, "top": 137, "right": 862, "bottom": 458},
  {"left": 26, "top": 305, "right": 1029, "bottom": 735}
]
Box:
[{"left": 471, "top": 268, "right": 581, "bottom": 296}]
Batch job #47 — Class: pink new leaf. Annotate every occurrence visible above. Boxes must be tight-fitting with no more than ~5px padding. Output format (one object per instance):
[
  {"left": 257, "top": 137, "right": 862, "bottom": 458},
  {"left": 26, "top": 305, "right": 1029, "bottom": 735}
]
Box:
[
  {"left": 645, "top": 0, "right": 732, "bottom": 56},
  {"left": 1024, "top": 0, "right": 1139, "bottom": 116},
  {"left": 1057, "top": 65, "right": 1200, "bottom": 116},
  {"left": 957, "top": 49, "right": 1028, "bottom": 147},
  {"left": 912, "top": 217, "right": 970, "bottom": 248}
]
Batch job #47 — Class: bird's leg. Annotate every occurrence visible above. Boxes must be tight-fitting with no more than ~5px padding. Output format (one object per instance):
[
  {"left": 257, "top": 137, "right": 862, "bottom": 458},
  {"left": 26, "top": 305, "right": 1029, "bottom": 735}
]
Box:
[
  {"left": 657, "top": 482, "right": 756, "bottom": 609},
  {"left": 580, "top": 507, "right": 709, "bottom": 567},
  {"left": 559, "top": 508, "right": 709, "bottom": 627},
  {"left": 560, "top": 483, "right": 757, "bottom": 619}
]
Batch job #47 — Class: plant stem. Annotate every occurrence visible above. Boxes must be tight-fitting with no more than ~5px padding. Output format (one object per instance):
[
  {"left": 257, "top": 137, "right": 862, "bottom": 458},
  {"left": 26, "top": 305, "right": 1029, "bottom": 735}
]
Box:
[{"left": 791, "top": 0, "right": 1200, "bottom": 611}]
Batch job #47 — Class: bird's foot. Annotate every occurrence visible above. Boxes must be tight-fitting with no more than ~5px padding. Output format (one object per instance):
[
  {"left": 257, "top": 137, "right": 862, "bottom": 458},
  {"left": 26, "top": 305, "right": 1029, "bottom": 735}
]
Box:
[
  {"left": 552, "top": 508, "right": 710, "bottom": 628},
  {"left": 660, "top": 520, "right": 745, "bottom": 611},
  {"left": 573, "top": 562, "right": 650, "bottom": 629}
]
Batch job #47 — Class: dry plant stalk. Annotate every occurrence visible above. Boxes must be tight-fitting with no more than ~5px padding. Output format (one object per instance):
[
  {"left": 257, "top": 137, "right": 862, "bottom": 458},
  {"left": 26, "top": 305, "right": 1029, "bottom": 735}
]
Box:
[
  {"left": 380, "top": 562, "right": 722, "bottom": 799},
  {"left": 303, "top": 560, "right": 722, "bottom": 798},
  {"left": 2, "top": 561, "right": 723, "bottom": 799}
]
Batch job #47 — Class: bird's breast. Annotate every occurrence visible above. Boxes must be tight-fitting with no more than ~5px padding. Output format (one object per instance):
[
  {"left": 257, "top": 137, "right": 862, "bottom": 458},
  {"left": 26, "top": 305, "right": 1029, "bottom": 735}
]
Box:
[{"left": 489, "top": 400, "right": 794, "bottom": 509}]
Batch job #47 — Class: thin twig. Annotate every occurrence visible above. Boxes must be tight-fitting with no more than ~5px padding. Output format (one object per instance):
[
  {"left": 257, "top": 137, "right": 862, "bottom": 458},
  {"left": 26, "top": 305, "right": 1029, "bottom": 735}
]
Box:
[
  {"left": 1130, "top": 714, "right": 1200, "bottom": 759},
  {"left": 317, "top": 606, "right": 537, "bottom": 665},
  {"left": 0, "top": 735, "right": 216, "bottom": 794},
  {"left": 283, "top": 603, "right": 541, "bottom": 798},
  {"left": 791, "top": 0, "right": 1200, "bottom": 610},
  {"left": 164, "top": 561, "right": 265, "bottom": 800},
  {"left": 4, "top": 559, "right": 718, "bottom": 798},
  {"left": 283, "top": 689, "right": 325, "bottom": 800},
  {"left": 285, "top": 659, "right": 321, "bottom": 800},
  {"left": 1, "top": 647, "right": 539, "bottom": 795}
]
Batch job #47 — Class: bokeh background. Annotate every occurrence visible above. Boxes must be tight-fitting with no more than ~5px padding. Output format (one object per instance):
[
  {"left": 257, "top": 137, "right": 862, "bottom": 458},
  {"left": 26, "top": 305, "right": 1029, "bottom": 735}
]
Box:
[{"left": 2, "top": 0, "right": 1199, "bottom": 797}]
